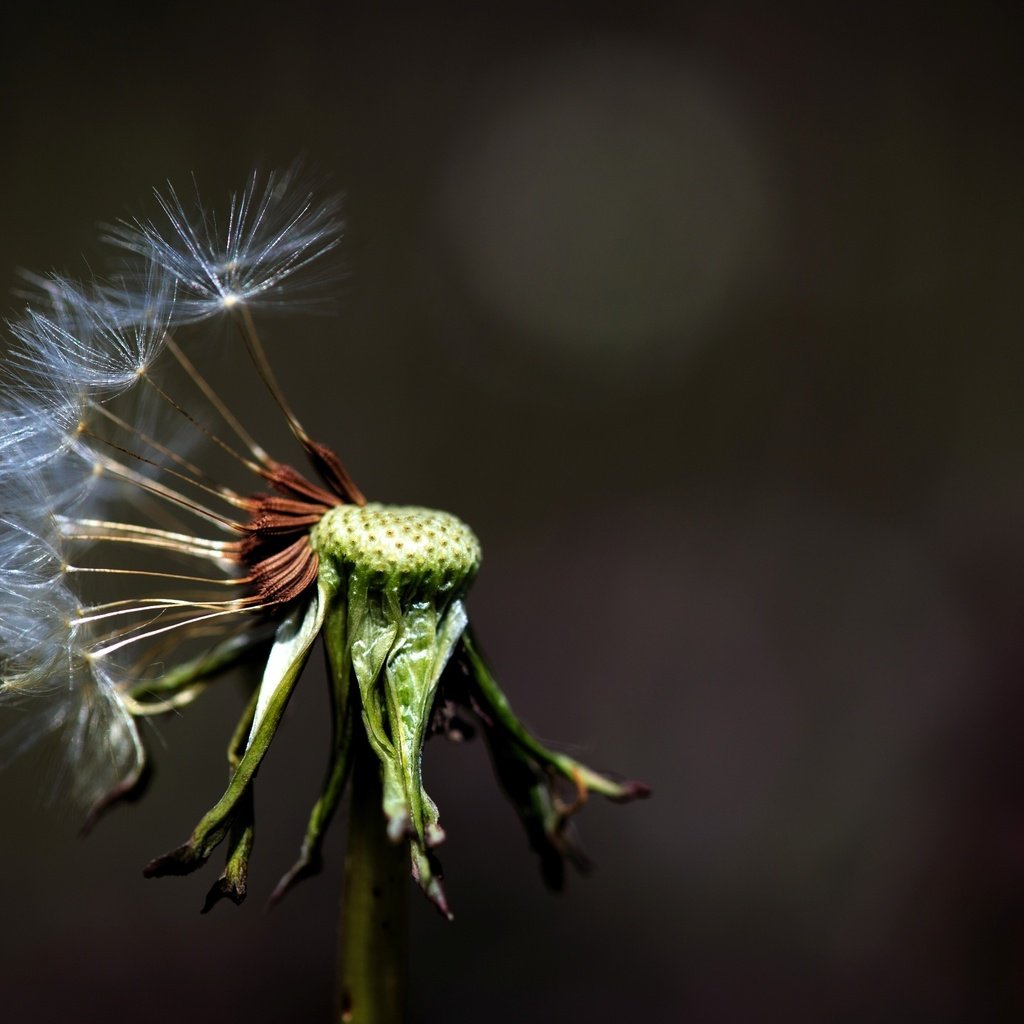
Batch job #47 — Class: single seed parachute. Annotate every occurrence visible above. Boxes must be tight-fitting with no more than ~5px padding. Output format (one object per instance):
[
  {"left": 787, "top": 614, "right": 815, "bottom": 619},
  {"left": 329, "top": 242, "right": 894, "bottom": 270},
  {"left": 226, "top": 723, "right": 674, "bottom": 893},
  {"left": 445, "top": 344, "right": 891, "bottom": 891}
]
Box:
[{"left": 0, "top": 169, "right": 648, "bottom": 914}]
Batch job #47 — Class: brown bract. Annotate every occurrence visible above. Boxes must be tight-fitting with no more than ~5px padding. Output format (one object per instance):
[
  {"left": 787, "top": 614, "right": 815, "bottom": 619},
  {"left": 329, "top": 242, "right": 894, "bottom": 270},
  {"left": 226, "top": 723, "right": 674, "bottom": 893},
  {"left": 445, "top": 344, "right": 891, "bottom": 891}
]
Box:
[{"left": 240, "top": 445, "right": 360, "bottom": 606}]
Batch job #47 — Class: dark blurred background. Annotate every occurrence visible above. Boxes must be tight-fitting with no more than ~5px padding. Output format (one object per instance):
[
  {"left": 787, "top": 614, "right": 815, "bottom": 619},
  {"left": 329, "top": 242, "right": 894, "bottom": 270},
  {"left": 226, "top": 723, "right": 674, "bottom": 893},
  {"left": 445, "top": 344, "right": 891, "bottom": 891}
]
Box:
[{"left": 2, "top": 3, "right": 1023, "bottom": 1021}]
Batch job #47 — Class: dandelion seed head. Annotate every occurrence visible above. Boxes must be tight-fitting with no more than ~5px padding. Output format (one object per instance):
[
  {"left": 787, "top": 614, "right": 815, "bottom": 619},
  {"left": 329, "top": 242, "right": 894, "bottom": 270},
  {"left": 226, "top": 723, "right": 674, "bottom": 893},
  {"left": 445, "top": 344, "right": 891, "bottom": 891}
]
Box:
[
  {"left": 0, "top": 509, "right": 85, "bottom": 694},
  {"left": 3, "top": 167, "right": 646, "bottom": 910},
  {"left": 0, "top": 172, "right": 339, "bottom": 815},
  {"left": 52, "top": 656, "right": 143, "bottom": 811},
  {"left": 104, "top": 166, "right": 343, "bottom": 321},
  {"left": 7, "top": 276, "right": 169, "bottom": 396},
  {"left": 0, "top": 396, "right": 110, "bottom": 518}
]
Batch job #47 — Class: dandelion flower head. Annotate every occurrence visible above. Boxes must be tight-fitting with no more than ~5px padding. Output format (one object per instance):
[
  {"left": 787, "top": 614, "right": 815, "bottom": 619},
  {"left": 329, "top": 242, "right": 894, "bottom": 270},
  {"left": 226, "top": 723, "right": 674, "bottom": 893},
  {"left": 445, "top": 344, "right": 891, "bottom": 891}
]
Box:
[{"left": 0, "top": 168, "right": 647, "bottom": 912}]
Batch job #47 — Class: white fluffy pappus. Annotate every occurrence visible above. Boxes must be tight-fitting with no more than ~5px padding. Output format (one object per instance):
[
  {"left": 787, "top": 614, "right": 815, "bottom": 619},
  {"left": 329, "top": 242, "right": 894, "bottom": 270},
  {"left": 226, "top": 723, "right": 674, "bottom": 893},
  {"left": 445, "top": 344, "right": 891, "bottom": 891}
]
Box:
[
  {"left": 103, "top": 166, "right": 344, "bottom": 321},
  {"left": 0, "top": 488, "right": 145, "bottom": 813},
  {"left": 0, "top": 168, "right": 344, "bottom": 817},
  {"left": 7, "top": 269, "right": 173, "bottom": 394}
]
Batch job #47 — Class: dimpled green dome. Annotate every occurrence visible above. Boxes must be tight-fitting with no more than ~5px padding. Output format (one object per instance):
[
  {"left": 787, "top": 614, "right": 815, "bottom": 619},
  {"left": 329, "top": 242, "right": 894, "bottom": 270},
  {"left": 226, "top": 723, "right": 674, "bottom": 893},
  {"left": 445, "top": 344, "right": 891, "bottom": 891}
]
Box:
[{"left": 312, "top": 503, "right": 481, "bottom": 586}]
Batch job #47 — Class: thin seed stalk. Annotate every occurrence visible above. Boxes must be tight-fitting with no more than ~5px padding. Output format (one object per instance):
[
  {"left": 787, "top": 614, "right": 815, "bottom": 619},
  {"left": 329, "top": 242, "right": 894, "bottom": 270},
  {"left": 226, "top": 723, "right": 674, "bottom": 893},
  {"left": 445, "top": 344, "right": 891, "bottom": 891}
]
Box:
[{"left": 338, "top": 725, "right": 409, "bottom": 1024}]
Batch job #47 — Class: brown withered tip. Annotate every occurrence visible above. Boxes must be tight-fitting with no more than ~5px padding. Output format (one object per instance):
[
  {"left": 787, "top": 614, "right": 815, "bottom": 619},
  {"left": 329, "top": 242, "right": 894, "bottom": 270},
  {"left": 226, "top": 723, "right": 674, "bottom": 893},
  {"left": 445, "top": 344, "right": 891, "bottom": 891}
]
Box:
[
  {"left": 80, "top": 761, "right": 152, "bottom": 837},
  {"left": 201, "top": 875, "right": 247, "bottom": 914},
  {"left": 614, "top": 781, "right": 652, "bottom": 802},
  {"left": 143, "top": 843, "right": 206, "bottom": 878},
  {"left": 267, "top": 851, "right": 324, "bottom": 909}
]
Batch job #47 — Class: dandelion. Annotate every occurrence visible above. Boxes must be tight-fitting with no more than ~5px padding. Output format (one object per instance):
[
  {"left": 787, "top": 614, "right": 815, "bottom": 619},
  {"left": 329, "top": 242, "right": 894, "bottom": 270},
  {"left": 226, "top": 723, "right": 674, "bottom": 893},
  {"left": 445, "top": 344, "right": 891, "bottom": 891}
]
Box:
[
  {"left": 1, "top": 169, "right": 648, "bottom": 1020},
  {"left": 103, "top": 166, "right": 344, "bottom": 319}
]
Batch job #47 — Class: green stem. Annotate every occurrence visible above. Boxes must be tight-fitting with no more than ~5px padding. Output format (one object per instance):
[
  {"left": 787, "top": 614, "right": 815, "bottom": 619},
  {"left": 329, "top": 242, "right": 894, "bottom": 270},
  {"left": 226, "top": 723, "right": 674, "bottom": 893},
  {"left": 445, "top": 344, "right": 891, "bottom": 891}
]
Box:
[{"left": 338, "top": 726, "right": 409, "bottom": 1024}]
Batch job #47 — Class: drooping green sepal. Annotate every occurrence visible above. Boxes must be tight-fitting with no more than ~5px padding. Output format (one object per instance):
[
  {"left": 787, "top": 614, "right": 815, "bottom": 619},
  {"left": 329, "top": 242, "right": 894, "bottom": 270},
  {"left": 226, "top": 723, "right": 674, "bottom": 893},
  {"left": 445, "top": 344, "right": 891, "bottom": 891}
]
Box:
[
  {"left": 345, "top": 579, "right": 468, "bottom": 913},
  {"left": 271, "top": 587, "right": 356, "bottom": 905},
  {"left": 143, "top": 583, "right": 328, "bottom": 887},
  {"left": 125, "top": 626, "right": 277, "bottom": 716},
  {"left": 457, "top": 628, "right": 650, "bottom": 887},
  {"left": 202, "top": 683, "right": 260, "bottom": 912},
  {"left": 84, "top": 626, "right": 275, "bottom": 833}
]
